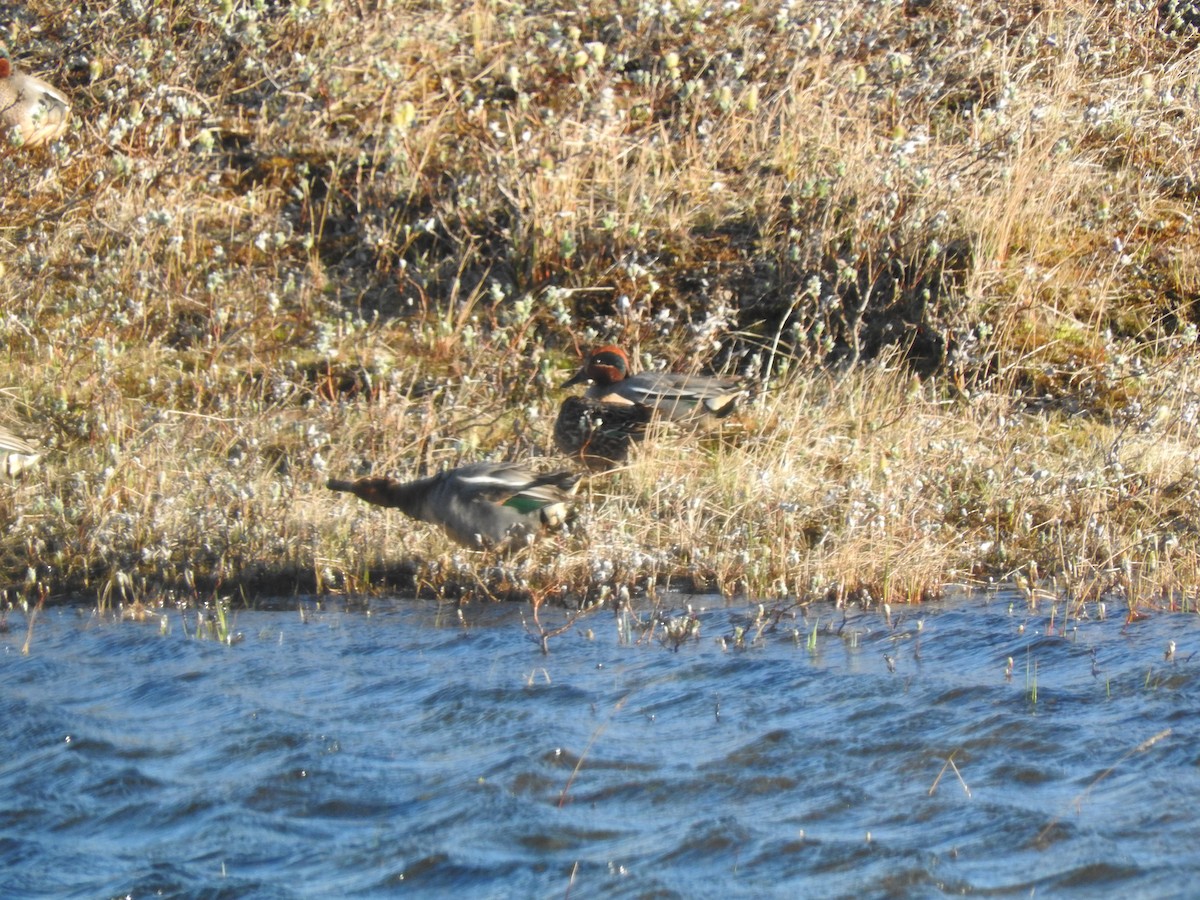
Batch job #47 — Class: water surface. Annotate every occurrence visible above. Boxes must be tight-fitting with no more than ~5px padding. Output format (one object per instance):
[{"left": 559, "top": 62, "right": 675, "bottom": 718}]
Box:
[{"left": 1, "top": 591, "right": 1197, "bottom": 897}]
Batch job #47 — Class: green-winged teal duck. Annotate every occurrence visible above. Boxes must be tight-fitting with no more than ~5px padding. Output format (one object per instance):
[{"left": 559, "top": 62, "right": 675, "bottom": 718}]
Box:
[
  {"left": 327, "top": 461, "right": 579, "bottom": 550},
  {"left": 562, "top": 345, "right": 743, "bottom": 421}
]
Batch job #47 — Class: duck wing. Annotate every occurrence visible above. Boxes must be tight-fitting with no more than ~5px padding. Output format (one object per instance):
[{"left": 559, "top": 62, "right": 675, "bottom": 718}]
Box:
[
  {"left": 438, "top": 463, "right": 579, "bottom": 547},
  {"left": 446, "top": 463, "right": 578, "bottom": 507},
  {"left": 615, "top": 373, "right": 743, "bottom": 418}
]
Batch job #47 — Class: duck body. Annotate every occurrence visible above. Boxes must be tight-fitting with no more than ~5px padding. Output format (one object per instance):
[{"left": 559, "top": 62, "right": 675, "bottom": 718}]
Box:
[
  {"left": 0, "top": 56, "right": 69, "bottom": 147},
  {"left": 563, "top": 345, "right": 743, "bottom": 421},
  {"left": 327, "top": 462, "right": 579, "bottom": 550},
  {"left": 0, "top": 425, "right": 40, "bottom": 477},
  {"left": 554, "top": 394, "right": 652, "bottom": 470}
]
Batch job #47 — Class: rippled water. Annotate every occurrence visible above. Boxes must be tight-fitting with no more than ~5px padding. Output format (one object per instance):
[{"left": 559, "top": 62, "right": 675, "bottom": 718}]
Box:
[{"left": 2, "top": 590, "right": 1198, "bottom": 898}]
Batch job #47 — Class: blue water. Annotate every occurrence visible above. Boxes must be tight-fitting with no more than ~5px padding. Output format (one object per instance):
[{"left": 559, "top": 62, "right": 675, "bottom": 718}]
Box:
[{"left": 1, "top": 591, "right": 1198, "bottom": 898}]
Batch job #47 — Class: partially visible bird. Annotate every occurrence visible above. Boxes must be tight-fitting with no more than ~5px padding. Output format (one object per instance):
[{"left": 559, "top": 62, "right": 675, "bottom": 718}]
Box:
[
  {"left": 554, "top": 394, "right": 652, "bottom": 470},
  {"left": 562, "top": 345, "right": 744, "bottom": 421},
  {"left": 0, "top": 425, "right": 40, "bottom": 477},
  {"left": 0, "top": 54, "right": 70, "bottom": 147},
  {"left": 327, "top": 461, "right": 579, "bottom": 551}
]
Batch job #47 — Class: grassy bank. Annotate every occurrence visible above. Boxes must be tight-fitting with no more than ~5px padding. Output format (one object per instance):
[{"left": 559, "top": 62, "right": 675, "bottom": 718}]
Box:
[{"left": 4, "top": 0, "right": 1200, "bottom": 613}]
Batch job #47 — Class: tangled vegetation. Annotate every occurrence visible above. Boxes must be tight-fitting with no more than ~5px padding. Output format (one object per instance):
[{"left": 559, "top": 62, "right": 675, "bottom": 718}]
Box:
[{"left": 4, "top": 0, "right": 1200, "bottom": 615}]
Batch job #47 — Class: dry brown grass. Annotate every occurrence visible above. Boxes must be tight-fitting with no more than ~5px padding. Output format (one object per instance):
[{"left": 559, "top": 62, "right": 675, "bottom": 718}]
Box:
[{"left": 4, "top": 0, "right": 1200, "bottom": 613}]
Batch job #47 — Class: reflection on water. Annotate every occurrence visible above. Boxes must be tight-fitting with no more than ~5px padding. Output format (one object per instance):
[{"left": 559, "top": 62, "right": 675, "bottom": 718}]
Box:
[{"left": 1, "top": 591, "right": 1198, "bottom": 897}]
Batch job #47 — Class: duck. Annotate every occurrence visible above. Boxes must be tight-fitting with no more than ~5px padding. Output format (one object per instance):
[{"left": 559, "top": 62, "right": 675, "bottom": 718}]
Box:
[
  {"left": 0, "top": 54, "right": 70, "bottom": 147},
  {"left": 553, "top": 394, "right": 652, "bottom": 470},
  {"left": 562, "top": 345, "right": 744, "bottom": 421},
  {"left": 327, "top": 461, "right": 580, "bottom": 551},
  {"left": 0, "top": 424, "right": 41, "bottom": 477}
]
